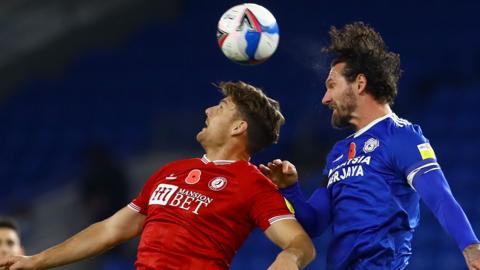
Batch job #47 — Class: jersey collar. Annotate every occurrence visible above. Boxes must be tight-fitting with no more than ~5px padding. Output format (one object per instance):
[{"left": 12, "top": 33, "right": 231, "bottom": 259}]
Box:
[
  {"left": 353, "top": 113, "right": 394, "bottom": 138},
  {"left": 201, "top": 154, "right": 236, "bottom": 165}
]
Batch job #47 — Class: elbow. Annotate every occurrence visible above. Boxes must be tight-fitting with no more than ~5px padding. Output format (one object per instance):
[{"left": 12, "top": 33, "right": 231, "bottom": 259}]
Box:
[
  {"left": 94, "top": 218, "right": 128, "bottom": 248},
  {"left": 295, "top": 233, "right": 316, "bottom": 269},
  {"left": 90, "top": 221, "right": 120, "bottom": 249}
]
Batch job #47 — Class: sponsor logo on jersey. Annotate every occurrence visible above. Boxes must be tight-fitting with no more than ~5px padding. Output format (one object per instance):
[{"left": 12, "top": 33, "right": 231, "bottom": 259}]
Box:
[
  {"left": 417, "top": 143, "right": 436, "bottom": 160},
  {"left": 149, "top": 183, "right": 213, "bottom": 215},
  {"left": 208, "top": 177, "right": 228, "bottom": 191},
  {"left": 165, "top": 173, "right": 177, "bottom": 180},
  {"left": 149, "top": 184, "right": 178, "bottom": 205},
  {"left": 185, "top": 169, "right": 202, "bottom": 184},
  {"left": 327, "top": 155, "right": 371, "bottom": 187},
  {"left": 363, "top": 138, "right": 379, "bottom": 153},
  {"left": 348, "top": 142, "right": 356, "bottom": 160}
]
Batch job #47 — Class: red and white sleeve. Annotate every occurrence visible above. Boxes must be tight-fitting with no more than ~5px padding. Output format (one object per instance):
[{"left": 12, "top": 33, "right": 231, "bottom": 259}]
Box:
[
  {"left": 249, "top": 177, "right": 295, "bottom": 231},
  {"left": 128, "top": 169, "right": 163, "bottom": 215}
]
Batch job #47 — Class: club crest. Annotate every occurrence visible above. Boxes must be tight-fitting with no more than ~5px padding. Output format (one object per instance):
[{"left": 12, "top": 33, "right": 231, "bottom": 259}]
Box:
[
  {"left": 208, "top": 177, "right": 228, "bottom": 191},
  {"left": 363, "top": 138, "right": 379, "bottom": 153}
]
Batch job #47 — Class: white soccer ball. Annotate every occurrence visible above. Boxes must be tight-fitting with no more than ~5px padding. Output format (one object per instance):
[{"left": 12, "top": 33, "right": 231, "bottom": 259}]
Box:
[{"left": 217, "top": 3, "right": 279, "bottom": 65}]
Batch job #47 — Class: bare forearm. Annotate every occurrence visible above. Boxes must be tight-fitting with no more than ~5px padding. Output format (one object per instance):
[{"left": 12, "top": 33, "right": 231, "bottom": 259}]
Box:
[
  {"left": 464, "top": 243, "right": 480, "bottom": 269},
  {"left": 278, "top": 234, "right": 316, "bottom": 269},
  {"left": 34, "top": 221, "right": 125, "bottom": 269},
  {"left": 0, "top": 207, "right": 143, "bottom": 270}
]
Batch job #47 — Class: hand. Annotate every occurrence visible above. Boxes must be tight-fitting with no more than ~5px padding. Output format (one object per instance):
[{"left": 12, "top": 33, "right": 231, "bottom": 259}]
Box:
[
  {"left": 267, "top": 252, "right": 299, "bottom": 270},
  {"left": 259, "top": 159, "right": 298, "bottom": 189},
  {"left": 0, "top": 255, "right": 41, "bottom": 270},
  {"left": 464, "top": 243, "right": 480, "bottom": 270}
]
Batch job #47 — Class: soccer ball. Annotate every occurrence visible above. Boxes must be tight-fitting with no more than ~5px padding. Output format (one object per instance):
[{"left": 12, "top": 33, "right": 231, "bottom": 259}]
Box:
[{"left": 217, "top": 3, "right": 279, "bottom": 65}]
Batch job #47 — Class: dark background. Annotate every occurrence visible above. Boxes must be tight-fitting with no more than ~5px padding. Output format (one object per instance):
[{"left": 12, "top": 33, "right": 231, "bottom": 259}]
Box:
[{"left": 0, "top": 0, "right": 479, "bottom": 269}]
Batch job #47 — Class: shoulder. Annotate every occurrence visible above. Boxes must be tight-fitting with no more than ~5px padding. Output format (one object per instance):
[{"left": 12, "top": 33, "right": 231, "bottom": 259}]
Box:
[
  {"left": 236, "top": 161, "right": 278, "bottom": 189},
  {"left": 382, "top": 115, "right": 436, "bottom": 167},
  {"left": 144, "top": 158, "right": 205, "bottom": 187},
  {"left": 145, "top": 158, "right": 198, "bottom": 180},
  {"left": 383, "top": 114, "right": 426, "bottom": 144},
  {"left": 159, "top": 158, "right": 203, "bottom": 171}
]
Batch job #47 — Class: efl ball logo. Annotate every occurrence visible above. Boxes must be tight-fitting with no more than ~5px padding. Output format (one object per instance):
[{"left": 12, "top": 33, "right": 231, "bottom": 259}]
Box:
[
  {"left": 208, "top": 177, "right": 228, "bottom": 191},
  {"left": 217, "top": 3, "right": 279, "bottom": 65}
]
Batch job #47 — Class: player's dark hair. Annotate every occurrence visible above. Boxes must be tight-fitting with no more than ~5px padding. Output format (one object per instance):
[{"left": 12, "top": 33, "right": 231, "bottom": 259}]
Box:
[
  {"left": 324, "top": 21, "right": 401, "bottom": 105},
  {"left": 216, "top": 81, "right": 285, "bottom": 154},
  {"left": 0, "top": 218, "right": 20, "bottom": 234}
]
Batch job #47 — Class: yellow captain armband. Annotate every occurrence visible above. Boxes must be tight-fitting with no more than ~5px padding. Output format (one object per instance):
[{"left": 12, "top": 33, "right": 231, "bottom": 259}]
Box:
[{"left": 284, "top": 198, "right": 295, "bottom": 214}]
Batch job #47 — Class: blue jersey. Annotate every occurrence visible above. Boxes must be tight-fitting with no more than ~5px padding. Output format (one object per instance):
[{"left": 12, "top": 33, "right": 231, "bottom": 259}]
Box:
[{"left": 324, "top": 113, "right": 438, "bottom": 269}]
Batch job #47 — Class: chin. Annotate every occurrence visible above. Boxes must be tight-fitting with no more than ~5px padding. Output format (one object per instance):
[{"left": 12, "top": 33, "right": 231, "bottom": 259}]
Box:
[
  {"left": 197, "top": 127, "right": 209, "bottom": 141},
  {"left": 331, "top": 115, "right": 351, "bottom": 129},
  {"left": 196, "top": 132, "right": 203, "bottom": 143}
]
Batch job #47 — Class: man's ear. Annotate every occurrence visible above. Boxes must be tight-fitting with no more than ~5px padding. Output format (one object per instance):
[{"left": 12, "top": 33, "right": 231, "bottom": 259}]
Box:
[
  {"left": 355, "top": 73, "right": 368, "bottom": 94},
  {"left": 231, "top": 120, "right": 248, "bottom": 136}
]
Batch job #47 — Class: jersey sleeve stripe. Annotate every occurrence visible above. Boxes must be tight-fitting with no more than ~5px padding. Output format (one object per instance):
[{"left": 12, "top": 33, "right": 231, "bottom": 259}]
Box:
[
  {"left": 423, "top": 167, "right": 441, "bottom": 174},
  {"left": 407, "top": 162, "right": 440, "bottom": 189},
  {"left": 127, "top": 202, "right": 141, "bottom": 212},
  {"left": 268, "top": 214, "right": 296, "bottom": 225}
]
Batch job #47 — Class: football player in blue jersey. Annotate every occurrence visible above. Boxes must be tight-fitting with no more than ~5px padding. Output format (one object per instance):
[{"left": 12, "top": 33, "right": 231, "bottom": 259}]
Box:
[{"left": 260, "top": 22, "right": 480, "bottom": 270}]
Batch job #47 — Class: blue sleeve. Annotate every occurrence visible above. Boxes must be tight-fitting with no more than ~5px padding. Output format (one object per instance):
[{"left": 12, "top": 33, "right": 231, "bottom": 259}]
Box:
[
  {"left": 388, "top": 124, "right": 439, "bottom": 187},
  {"left": 280, "top": 182, "right": 331, "bottom": 238},
  {"left": 413, "top": 166, "right": 479, "bottom": 251}
]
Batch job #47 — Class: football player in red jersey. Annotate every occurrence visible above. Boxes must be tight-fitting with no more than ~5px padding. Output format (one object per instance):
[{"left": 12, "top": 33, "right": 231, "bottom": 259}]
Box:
[{"left": 0, "top": 81, "right": 315, "bottom": 270}]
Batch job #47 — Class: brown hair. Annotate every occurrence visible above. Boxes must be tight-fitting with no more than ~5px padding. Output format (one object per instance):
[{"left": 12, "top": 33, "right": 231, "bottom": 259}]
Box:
[
  {"left": 0, "top": 218, "right": 20, "bottom": 234},
  {"left": 324, "top": 21, "right": 401, "bottom": 105},
  {"left": 216, "top": 81, "right": 285, "bottom": 154}
]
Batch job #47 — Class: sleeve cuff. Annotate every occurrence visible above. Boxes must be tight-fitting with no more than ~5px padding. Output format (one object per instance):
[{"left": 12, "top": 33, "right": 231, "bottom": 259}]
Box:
[{"left": 279, "top": 182, "right": 303, "bottom": 198}]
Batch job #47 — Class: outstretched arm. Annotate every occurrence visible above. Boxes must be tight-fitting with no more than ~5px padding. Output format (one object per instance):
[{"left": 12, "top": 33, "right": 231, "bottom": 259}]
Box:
[
  {"left": 413, "top": 168, "right": 480, "bottom": 270},
  {"left": 280, "top": 183, "right": 331, "bottom": 238},
  {"left": 260, "top": 159, "right": 332, "bottom": 238},
  {"left": 265, "top": 219, "right": 316, "bottom": 270},
  {"left": 0, "top": 206, "right": 145, "bottom": 270}
]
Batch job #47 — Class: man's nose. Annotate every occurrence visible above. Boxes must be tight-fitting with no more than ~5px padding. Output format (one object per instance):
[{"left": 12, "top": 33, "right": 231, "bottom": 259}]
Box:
[
  {"left": 0, "top": 246, "right": 9, "bottom": 257},
  {"left": 205, "top": 105, "right": 217, "bottom": 116},
  {"left": 205, "top": 107, "right": 212, "bottom": 116},
  {"left": 322, "top": 90, "right": 332, "bottom": 105}
]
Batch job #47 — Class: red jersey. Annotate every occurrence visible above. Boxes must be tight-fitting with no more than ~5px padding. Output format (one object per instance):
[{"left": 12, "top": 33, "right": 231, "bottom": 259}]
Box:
[{"left": 128, "top": 155, "right": 295, "bottom": 270}]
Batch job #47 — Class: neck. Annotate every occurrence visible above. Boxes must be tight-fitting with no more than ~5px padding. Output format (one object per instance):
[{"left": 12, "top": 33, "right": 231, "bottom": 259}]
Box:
[
  {"left": 350, "top": 101, "right": 392, "bottom": 131},
  {"left": 204, "top": 143, "right": 250, "bottom": 162}
]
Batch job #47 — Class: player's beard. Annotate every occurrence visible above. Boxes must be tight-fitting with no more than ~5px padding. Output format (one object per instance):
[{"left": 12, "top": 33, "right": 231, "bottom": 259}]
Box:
[{"left": 331, "top": 86, "right": 357, "bottom": 129}]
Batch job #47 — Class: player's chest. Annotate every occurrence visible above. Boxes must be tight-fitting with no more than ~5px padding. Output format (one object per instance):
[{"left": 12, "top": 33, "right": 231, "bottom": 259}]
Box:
[
  {"left": 326, "top": 136, "right": 386, "bottom": 188},
  {"left": 146, "top": 167, "right": 243, "bottom": 216}
]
